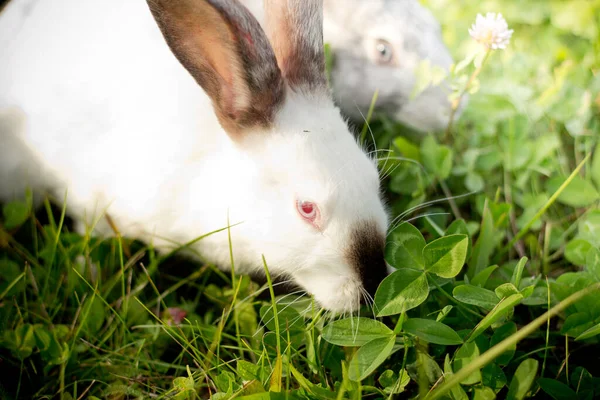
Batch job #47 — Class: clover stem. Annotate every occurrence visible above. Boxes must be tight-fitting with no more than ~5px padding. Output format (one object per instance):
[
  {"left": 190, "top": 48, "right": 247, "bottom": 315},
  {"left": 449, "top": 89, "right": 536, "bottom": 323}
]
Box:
[
  {"left": 444, "top": 48, "right": 492, "bottom": 143},
  {"left": 429, "top": 275, "right": 483, "bottom": 318}
]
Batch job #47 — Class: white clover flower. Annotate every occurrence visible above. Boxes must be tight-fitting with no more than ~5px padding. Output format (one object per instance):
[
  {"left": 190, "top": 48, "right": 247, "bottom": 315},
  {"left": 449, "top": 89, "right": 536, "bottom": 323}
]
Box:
[{"left": 468, "top": 13, "right": 514, "bottom": 50}]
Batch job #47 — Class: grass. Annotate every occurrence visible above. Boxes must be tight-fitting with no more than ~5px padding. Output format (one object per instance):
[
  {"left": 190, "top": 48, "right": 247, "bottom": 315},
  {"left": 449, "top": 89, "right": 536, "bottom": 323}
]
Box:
[{"left": 1, "top": 0, "right": 600, "bottom": 399}]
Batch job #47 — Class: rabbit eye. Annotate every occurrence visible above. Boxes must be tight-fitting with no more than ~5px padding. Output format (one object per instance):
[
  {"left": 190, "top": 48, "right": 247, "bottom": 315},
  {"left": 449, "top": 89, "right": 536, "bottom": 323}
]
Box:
[
  {"left": 296, "top": 200, "right": 320, "bottom": 226},
  {"left": 375, "top": 39, "right": 394, "bottom": 65}
]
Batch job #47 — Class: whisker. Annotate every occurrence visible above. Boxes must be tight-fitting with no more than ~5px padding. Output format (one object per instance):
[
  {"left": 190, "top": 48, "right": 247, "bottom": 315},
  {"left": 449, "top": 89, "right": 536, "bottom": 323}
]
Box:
[
  {"left": 375, "top": 155, "right": 428, "bottom": 186},
  {"left": 216, "top": 279, "right": 296, "bottom": 323},
  {"left": 399, "top": 191, "right": 476, "bottom": 220},
  {"left": 295, "top": 297, "right": 317, "bottom": 318},
  {"left": 368, "top": 149, "right": 393, "bottom": 157},
  {"left": 355, "top": 102, "right": 387, "bottom": 173},
  {"left": 375, "top": 156, "right": 427, "bottom": 174},
  {"left": 387, "top": 191, "right": 477, "bottom": 236},
  {"left": 255, "top": 290, "right": 306, "bottom": 334},
  {"left": 355, "top": 103, "right": 376, "bottom": 150},
  {"left": 405, "top": 212, "right": 451, "bottom": 224},
  {"left": 280, "top": 297, "right": 312, "bottom": 330},
  {"left": 298, "top": 301, "right": 316, "bottom": 319},
  {"left": 245, "top": 279, "right": 295, "bottom": 300},
  {"left": 364, "top": 288, "right": 376, "bottom": 309},
  {"left": 361, "top": 287, "right": 377, "bottom": 318},
  {"left": 380, "top": 161, "right": 402, "bottom": 181},
  {"left": 353, "top": 292, "right": 361, "bottom": 343},
  {"left": 255, "top": 289, "right": 304, "bottom": 325}
]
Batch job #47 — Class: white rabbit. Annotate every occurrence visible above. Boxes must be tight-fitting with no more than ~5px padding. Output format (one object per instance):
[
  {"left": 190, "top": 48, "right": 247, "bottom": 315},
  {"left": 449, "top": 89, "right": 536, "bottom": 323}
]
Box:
[
  {"left": 241, "top": 0, "right": 458, "bottom": 132},
  {"left": 0, "top": 0, "right": 389, "bottom": 312}
]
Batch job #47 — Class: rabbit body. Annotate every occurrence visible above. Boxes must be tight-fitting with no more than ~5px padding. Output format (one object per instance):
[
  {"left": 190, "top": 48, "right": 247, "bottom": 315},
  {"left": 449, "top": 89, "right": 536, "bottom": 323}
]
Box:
[
  {"left": 0, "top": 0, "right": 389, "bottom": 312},
  {"left": 0, "top": 0, "right": 224, "bottom": 231}
]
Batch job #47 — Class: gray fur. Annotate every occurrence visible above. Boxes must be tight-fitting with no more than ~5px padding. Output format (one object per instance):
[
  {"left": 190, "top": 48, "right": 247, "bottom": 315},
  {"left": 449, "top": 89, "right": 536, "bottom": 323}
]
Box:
[
  {"left": 264, "top": 0, "right": 327, "bottom": 91},
  {"left": 246, "top": 0, "right": 461, "bottom": 132},
  {"left": 322, "top": 0, "right": 458, "bottom": 131}
]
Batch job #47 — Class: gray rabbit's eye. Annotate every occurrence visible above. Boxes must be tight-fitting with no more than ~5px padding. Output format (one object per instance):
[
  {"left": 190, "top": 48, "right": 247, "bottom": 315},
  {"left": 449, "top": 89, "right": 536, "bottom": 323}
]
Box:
[{"left": 375, "top": 39, "right": 394, "bottom": 65}]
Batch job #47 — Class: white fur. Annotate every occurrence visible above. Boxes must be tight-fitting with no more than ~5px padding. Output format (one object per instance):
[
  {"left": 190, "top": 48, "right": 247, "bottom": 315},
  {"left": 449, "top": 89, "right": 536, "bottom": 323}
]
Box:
[{"left": 0, "top": 0, "right": 388, "bottom": 313}]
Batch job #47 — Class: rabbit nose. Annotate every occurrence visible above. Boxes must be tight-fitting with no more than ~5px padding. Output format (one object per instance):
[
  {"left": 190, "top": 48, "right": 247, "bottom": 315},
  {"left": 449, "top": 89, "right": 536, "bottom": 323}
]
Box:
[
  {"left": 360, "top": 253, "right": 388, "bottom": 301},
  {"left": 345, "top": 221, "right": 388, "bottom": 301}
]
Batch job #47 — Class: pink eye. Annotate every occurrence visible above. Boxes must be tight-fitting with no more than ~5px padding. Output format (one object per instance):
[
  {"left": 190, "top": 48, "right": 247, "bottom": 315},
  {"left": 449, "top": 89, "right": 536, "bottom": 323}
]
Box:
[
  {"left": 296, "top": 200, "right": 320, "bottom": 226},
  {"left": 301, "top": 202, "right": 314, "bottom": 216}
]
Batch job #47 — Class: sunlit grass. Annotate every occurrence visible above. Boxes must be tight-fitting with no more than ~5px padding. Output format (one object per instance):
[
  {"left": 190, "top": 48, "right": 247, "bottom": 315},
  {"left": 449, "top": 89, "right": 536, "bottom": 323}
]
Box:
[{"left": 2, "top": 1, "right": 600, "bottom": 398}]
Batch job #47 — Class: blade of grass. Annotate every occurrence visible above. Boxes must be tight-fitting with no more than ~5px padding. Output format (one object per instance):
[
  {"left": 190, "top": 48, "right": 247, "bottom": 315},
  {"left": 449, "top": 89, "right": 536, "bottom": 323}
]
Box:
[
  {"left": 72, "top": 268, "right": 129, "bottom": 332},
  {"left": 226, "top": 212, "right": 244, "bottom": 360},
  {"left": 496, "top": 154, "right": 591, "bottom": 261},
  {"left": 157, "top": 223, "right": 242, "bottom": 263},
  {"left": 101, "top": 248, "right": 146, "bottom": 300},
  {"left": 116, "top": 235, "right": 128, "bottom": 325},
  {"left": 262, "top": 254, "right": 282, "bottom": 391},
  {"left": 541, "top": 277, "right": 551, "bottom": 378},
  {"left": 261, "top": 255, "right": 281, "bottom": 353},
  {"left": 41, "top": 192, "right": 68, "bottom": 302},
  {"left": 425, "top": 282, "right": 600, "bottom": 400},
  {"left": 134, "top": 297, "right": 209, "bottom": 372},
  {"left": 565, "top": 335, "right": 570, "bottom": 385},
  {"left": 0, "top": 271, "right": 25, "bottom": 300},
  {"left": 203, "top": 217, "right": 246, "bottom": 370},
  {"left": 360, "top": 89, "right": 379, "bottom": 146}
]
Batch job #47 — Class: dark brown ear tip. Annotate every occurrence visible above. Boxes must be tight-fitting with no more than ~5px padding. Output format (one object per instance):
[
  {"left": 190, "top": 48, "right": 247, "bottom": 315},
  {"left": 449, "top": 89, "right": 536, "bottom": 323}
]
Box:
[{"left": 147, "top": 0, "right": 284, "bottom": 137}]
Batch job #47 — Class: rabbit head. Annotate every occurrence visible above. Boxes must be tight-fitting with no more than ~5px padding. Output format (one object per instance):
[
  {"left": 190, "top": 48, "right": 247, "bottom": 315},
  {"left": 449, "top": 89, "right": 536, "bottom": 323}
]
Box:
[
  {"left": 147, "top": 0, "right": 389, "bottom": 313},
  {"left": 322, "top": 0, "right": 458, "bottom": 132}
]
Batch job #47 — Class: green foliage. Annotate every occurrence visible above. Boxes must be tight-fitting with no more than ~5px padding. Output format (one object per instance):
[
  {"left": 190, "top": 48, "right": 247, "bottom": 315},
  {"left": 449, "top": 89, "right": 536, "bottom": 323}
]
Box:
[
  {"left": 402, "top": 318, "right": 463, "bottom": 345},
  {"left": 423, "top": 234, "right": 469, "bottom": 277},
  {"left": 347, "top": 335, "right": 396, "bottom": 381},
  {"left": 2, "top": 0, "right": 600, "bottom": 398},
  {"left": 453, "top": 285, "right": 499, "bottom": 310},
  {"left": 374, "top": 268, "right": 429, "bottom": 316},
  {"left": 322, "top": 318, "right": 393, "bottom": 347},
  {"left": 507, "top": 359, "right": 539, "bottom": 400}
]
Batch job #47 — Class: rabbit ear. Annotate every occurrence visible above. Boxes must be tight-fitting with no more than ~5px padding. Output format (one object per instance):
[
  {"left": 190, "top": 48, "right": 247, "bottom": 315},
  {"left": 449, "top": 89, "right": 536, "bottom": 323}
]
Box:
[
  {"left": 264, "top": 0, "right": 327, "bottom": 92},
  {"left": 147, "top": 0, "right": 285, "bottom": 137}
]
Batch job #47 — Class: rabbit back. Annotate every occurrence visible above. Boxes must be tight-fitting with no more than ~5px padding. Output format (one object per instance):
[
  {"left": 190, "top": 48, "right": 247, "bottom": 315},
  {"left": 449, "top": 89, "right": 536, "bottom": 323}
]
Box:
[{"left": 0, "top": 0, "right": 224, "bottom": 218}]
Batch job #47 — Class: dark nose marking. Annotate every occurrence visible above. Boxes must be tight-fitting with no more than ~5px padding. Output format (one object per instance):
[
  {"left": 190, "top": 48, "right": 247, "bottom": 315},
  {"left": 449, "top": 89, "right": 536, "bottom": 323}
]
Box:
[{"left": 346, "top": 221, "right": 387, "bottom": 301}]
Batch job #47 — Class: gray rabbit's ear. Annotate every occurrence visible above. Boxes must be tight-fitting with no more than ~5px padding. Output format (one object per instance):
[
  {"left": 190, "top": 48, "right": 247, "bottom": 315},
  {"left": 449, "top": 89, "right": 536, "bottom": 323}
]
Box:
[
  {"left": 264, "top": 0, "right": 327, "bottom": 93},
  {"left": 147, "top": 0, "right": 285, "bottom": 138}
]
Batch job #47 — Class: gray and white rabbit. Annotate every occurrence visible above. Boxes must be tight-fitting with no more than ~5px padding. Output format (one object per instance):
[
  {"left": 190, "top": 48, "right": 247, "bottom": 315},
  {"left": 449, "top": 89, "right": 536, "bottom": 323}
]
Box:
[
  {"left": 0, "top": 0, "right": 389, "bottom": 312},
  {"left": 242, "top": 0, "right": 457, "bottom": 132}
]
